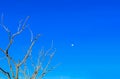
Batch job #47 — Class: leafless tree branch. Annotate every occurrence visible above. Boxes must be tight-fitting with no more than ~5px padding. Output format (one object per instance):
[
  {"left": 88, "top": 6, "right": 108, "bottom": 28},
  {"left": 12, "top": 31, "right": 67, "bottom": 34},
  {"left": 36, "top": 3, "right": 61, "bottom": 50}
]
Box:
[
  {"left": 38, "top": 50, "right": 56, "bottom": 79},
  {"left": 0, "top": 15, "right": 57, "bottom": 79},
  {"left": 0, "top": 67, "right": 11, "bottom": 79},
  {"left": 19, "top": 34, "right": 40, "bottom": 67}
]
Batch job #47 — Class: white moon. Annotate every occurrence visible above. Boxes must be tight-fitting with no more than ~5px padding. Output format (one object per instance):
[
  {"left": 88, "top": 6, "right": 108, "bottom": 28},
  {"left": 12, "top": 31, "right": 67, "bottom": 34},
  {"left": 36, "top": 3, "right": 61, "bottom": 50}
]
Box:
[{"left": 71, "top": 44, "right": 74, "bottom": 47}]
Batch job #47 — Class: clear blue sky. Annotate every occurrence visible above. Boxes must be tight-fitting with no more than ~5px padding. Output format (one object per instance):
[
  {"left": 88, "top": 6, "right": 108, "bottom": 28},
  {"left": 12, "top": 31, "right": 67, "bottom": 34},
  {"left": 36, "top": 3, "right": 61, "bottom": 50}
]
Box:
[{"left": 0, "top": 0, "right": 120, "bottom": 79}]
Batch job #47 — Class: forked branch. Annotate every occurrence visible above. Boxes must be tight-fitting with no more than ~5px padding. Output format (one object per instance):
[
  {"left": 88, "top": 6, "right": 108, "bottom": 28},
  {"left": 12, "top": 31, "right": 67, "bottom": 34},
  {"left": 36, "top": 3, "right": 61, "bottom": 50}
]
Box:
[{"left": 0, "top": 15, "right": 56, "bottom": 79}]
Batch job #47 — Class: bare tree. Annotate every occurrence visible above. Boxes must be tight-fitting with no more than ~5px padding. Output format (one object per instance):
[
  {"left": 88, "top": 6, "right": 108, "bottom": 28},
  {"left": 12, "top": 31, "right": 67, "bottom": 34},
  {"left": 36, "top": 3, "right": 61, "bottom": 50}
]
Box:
[{"left": 0, "top": 15, "right": 56, "bottom": 79}]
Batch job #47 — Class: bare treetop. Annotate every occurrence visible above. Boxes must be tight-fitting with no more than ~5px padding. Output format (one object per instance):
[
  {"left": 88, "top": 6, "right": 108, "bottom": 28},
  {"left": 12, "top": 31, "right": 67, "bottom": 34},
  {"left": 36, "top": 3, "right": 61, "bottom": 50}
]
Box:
[{"left": 0, "top": 15, "right": 56, "bottom": 79}]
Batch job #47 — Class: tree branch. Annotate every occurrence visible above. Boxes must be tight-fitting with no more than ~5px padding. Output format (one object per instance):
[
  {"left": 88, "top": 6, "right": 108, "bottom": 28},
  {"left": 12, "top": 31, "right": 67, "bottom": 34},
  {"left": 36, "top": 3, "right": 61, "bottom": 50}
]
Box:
[
  {"left": 19, "top": 34, "right": 40, "bottom": 67},
  {"left": 0, "top": 16, "right": 30, "bottom": 79},
  {"left": 0, "top": 15, "right": 57, "bottom": 79},
  {"left": 0, "top": 67, "right": 11, "bottom": 79},
  {"left": 11, "top": 16, "right": 30, "bottom": 39},
  {"left": 30, "top": 66, "right": 41, "bottom": 79},
  {"left": 0, "top": 48, "right": 6, "bottom": 54},
  {"left": 38, "top": 51, "right": 55, "bottom": 79},
  {"left": 14, "top": 34, "right": 40, "bottom": 79}
]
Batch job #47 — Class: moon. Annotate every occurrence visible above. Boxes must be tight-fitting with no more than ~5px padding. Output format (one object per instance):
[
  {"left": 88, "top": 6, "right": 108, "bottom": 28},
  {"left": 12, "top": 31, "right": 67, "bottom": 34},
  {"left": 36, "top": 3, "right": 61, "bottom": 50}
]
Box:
[{"left": 71, "top": 43, "right": 74, "bottom": 47}]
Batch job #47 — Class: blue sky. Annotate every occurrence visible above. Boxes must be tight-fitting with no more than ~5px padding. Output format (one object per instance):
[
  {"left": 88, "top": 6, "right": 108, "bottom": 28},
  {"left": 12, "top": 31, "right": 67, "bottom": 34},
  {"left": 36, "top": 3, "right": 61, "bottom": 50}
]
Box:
[{"left": 0, "top": 0, "right": 120, "bottom": 79}]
